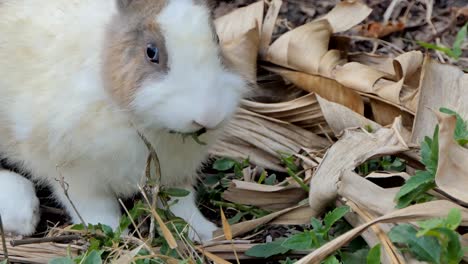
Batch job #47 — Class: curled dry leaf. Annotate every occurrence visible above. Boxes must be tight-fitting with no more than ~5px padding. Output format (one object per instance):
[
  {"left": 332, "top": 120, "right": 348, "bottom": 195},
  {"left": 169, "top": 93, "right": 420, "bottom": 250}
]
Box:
[
  {"left": 296, "top": 200, "right": 468, "bottom": 263},
  {"left": 411, "top": 57, "right": 468, "bottom": 145},
  {"left": 434, "top": 113, "right": 468, "bottom": 204},
  {"left": 334, "top": 51, "right": 423, "bottom": 113},
  {"left": 316, "top": 95, "right": 380, "bottom": 136},
  {"left": 308, "top": 117, "right": 409, "bottom": 217}
]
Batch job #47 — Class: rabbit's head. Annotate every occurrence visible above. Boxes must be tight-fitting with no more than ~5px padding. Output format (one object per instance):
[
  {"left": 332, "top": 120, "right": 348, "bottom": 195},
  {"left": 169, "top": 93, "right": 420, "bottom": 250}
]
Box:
[{"left": 103, "top": 0, "right": 246, "bottom": 134}]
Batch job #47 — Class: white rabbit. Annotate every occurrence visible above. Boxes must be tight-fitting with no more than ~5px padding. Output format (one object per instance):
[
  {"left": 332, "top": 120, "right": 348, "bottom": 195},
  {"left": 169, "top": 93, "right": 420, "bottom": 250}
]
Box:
[{"left": 0, "top": 0, "right": 246, "bottom": 242}]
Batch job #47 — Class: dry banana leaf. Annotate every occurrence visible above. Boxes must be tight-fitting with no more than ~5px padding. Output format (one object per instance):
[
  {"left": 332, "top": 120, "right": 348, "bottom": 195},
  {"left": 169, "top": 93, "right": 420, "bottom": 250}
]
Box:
[
  {"left": 222, "top": 180, "right": 307, "bottom": 211},
  {"left": 211, "top": 108, "right": 330, "bottom": 171},
  {"left": 265, "top": 66, "right": 364, "bottom": 115},
  {"left": 434, "top": 113, "right": 468, "bottom": 204},
  {"left": 296, "top": 200, "right": 468, "bottom": 263},
  {"left": 334, "top": 51, "right": 423, "bottom": 113},
  {"left": 316, "top": 95, "right": 380, "bottom": 136},
  {"left": 316, "top": 0, "right": 373, "bottom": 33},
  {"left": 259, "top": 0, "right": 282, "bottom": 58},
  {"left": 411, "top": 56, "right": 468, "bottom": 145},
  {"left": 215, "top": 1, "right": 263, "bottom": 82},
  {"left": 308, "top": 117, "right": 409, "bottom": 217}
]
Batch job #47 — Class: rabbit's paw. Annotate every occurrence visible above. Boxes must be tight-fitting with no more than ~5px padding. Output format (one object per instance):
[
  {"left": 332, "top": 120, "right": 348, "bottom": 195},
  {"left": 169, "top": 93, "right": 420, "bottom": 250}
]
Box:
[{"left": 0, "top": 170, "right": 40, "bottom": 236}]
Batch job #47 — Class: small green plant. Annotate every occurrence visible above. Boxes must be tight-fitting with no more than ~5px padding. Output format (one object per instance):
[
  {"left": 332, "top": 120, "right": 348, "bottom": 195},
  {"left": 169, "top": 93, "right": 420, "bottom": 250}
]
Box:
[
  {"left": 416, "top": 22, "right": 467, "bottom": 60},
  {"left": 356, "top": 156, "right": 406, "bottom": 176},
  {"left": 389, "top": 208, "right": 466, "bottom": 264},
  {"left": 395, "top": 107, "right": 468, "bottom": 208}
]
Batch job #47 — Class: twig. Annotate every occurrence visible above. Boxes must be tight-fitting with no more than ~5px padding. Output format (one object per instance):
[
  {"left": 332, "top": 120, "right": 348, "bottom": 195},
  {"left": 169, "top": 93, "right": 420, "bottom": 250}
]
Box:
[
  {"left": 137, "top": 131, "right": 162, "bottom": 242},
  {"left": 0, "top": 214, "right": 9, "bottom": 264},
  {"left": 55, "top": 167, "right": 87, "bottom": 231},
  {"left": 9, "top": 235, "right": 81, "bottom": 247},
  {"left": 383, "top": 0, "right": 401, "bottom": 23}
]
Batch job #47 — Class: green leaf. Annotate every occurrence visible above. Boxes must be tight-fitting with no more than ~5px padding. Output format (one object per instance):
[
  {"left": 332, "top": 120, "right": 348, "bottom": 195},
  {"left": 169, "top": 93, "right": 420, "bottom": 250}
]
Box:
[
  {"left": 212, "top": 158, "right": 236, "bottom": 171},
  {"left": 445, "top": 208, "right": 462, "bottom": 230},
  {"left": 164, "top": 188, "right": 190, "bottom": 197},
  {"left": 452, "top": 22, "right": 467, "bottom": 59},
  {"left": 416, "top": 41, "right": 453, "bottom": 56},
  {"left": 81, "top": 250, "right": 103, "bottom": 264},
  {"left": 245, "top": 239, "right": 289, "bottom": 258},
  {"left": 433, "top": 228, "right": 463, "bottom": 264},
  {"left": 264, "top": 174, "right": 277, "bottom": 185},
  {"left": 389, "top": 224, "right": 441, "bottom": 263},
  {"left": 341, "top": 249, "right": 369, "bottom": 264},
  {"left": 439, "top": 107, "right": 468, "bottom": 146},
  {"left": 395, "top": 170, "right": 434, "bottom": 201},
  {"left": 228, "top": 211, "right": 246, "bottom": 225},
  {"left": 282, "top": 231, "right": 316, "bottom": 250},
  {"left": 311, "top": 217, "right": 324, "bottom": 232},
  {"left": 324, "top": 206, "right": 350, "bottom": 232},
  {"left": 49, "top": 257, "right": 74, "bottom": 264},
  {"left": 322, "top": 255, "right": 340, "bottom": 264},
  {"left": 366, "top": 244, "right": 381, "bottom": 264}
]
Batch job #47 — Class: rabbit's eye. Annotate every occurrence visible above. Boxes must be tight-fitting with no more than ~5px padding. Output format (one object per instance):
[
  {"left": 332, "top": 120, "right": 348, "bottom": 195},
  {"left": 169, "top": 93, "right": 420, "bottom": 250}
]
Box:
[{"left": 146, "top": 43, "right": 159, "bottom": 64}]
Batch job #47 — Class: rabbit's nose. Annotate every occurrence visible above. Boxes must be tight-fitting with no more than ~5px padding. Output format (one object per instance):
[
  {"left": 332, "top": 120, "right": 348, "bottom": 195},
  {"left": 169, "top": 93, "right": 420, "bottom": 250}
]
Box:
[{"left": 194, "top": 111, "right": 224, "bottom": 130}]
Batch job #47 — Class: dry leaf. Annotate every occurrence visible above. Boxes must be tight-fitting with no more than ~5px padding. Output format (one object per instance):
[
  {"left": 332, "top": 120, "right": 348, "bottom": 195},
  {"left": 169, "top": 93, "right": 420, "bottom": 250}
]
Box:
[
  {"left": 222, "top": 180, "right": 307, "bottom": 211},
  {"left": 215, "top": 1, "right": 263, "bottom": 43},
  {"left": 411, "top": 56, "right": 468, "bottom": 145},
  {"left": 338, "top": 171, "right": 398, "bottom": 216},
  {"left": 265, "top": 66, "right": 364, "bottom": 115},
  {"left": 308, "top": 118, "right": 409, "bottom": 217},
  {"left": 213, "top": 204, "right": 306, "bottom": 240},
  {"left": 359, "top": 21, "right": 406, "bottom": 38},
  {"left": 197, "top": 247, "right": 233, "bottom": 264},
  {"left": 266, "top": 20, "right": 333, "bottom": 75},
  {"left": 220, "top": 208, "right": 233, "bottom": 241},
  {"left": 317, "top": 0, "right": 373, "bottom": 33},
  {"left": 211, "top": 108, "right": 330, "bottom": 171},
  {"left": 316, "top": 95, "right": 380, "bottom": 136},
  {"left": 434, "top": 113, "right": 468, "bottom": 204},
  {"left": 296, "top": 200, "right": 468, "bottom": 263},
  {"left": 334, "top": 51, "right": 423, "bottom": 113},
  {"left": 259, "top": 0, "right": 282, "bottom": 58}
]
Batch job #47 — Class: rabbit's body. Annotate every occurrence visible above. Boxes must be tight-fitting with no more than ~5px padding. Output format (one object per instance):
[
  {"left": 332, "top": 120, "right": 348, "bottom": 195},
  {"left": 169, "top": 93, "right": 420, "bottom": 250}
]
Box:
[{"left": 0, "top": 0, "right": 245, "bottom": 241}]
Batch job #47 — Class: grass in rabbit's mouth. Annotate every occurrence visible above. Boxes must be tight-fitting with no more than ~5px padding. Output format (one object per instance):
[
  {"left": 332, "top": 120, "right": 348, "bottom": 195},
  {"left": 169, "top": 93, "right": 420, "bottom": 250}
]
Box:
[{"left": 169, "top": 127, "right": 207, "bottom": 145}]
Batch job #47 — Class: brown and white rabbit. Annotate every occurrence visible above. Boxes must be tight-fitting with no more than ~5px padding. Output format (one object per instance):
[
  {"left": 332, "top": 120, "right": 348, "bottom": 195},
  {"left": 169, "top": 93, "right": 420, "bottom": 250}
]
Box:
[{"left": 0, "top": 0, "right": 246, "bottom": 242}]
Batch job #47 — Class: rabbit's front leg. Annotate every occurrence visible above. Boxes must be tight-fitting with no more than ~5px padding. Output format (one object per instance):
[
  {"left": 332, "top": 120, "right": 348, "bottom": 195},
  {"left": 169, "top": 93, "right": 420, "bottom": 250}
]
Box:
[
  {"left": 168, "top": 186, "right": 218, "bottom": 243},
  {"left": 0, "top": 170, "right": 40, "bottom": 235},
  {"left": 50, "top": 175, "right": 121, "bottom": 229}
]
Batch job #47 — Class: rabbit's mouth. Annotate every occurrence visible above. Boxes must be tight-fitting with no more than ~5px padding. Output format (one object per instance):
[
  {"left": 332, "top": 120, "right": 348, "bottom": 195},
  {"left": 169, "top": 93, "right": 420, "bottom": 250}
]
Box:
[{"left": 168, "top": 128, "right": 208, "bottom": 146}]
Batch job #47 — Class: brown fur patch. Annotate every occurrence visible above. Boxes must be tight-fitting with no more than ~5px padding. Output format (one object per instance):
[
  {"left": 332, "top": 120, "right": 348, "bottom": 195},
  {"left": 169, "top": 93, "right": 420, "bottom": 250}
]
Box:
[
  {"left": 102, "top": 0, "right": 169, "bottom": 107},
  {"left": 102, "top": 0, "right": 235, "bottom": 107}
]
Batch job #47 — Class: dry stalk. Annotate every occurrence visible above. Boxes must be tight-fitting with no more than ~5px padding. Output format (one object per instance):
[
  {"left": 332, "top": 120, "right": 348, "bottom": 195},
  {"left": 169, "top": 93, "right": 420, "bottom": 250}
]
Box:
[
  {"left": 9, "top": 235, "right": 81, "bottom": 247},
  {"left": 55, "top": 167, "right": 87, "bottom": 231},
  {"left": 0, "top": 214, "right": 9, "bottom": 264}
]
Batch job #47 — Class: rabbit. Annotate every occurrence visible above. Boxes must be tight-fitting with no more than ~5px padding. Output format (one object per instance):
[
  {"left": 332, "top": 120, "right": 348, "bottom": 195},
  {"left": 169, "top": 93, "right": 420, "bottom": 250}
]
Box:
[{"left": 0, "top": 0, "right": 246, "bottom": 242}]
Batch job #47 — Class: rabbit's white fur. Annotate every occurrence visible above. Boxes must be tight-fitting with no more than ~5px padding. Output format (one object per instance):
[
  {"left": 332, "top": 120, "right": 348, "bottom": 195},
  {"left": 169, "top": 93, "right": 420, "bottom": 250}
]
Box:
[
  {"left": 0, "top": 0, "right": 244, "bottom": 241},
  {"left": 0, "top": 170, "right": 40, "bottom": 236}
]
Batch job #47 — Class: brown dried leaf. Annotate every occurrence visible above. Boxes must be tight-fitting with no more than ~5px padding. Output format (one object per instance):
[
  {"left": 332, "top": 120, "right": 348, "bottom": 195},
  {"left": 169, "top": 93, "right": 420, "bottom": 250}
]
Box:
[
  {"left": 434, "top": 113, "right": 468, "bottom": 204},
  {"left": 359, "top": 21, "right": 406, "bottom": 38},
  {"left": 215, "top": 1, "right": 263, "bottom": 43}
]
